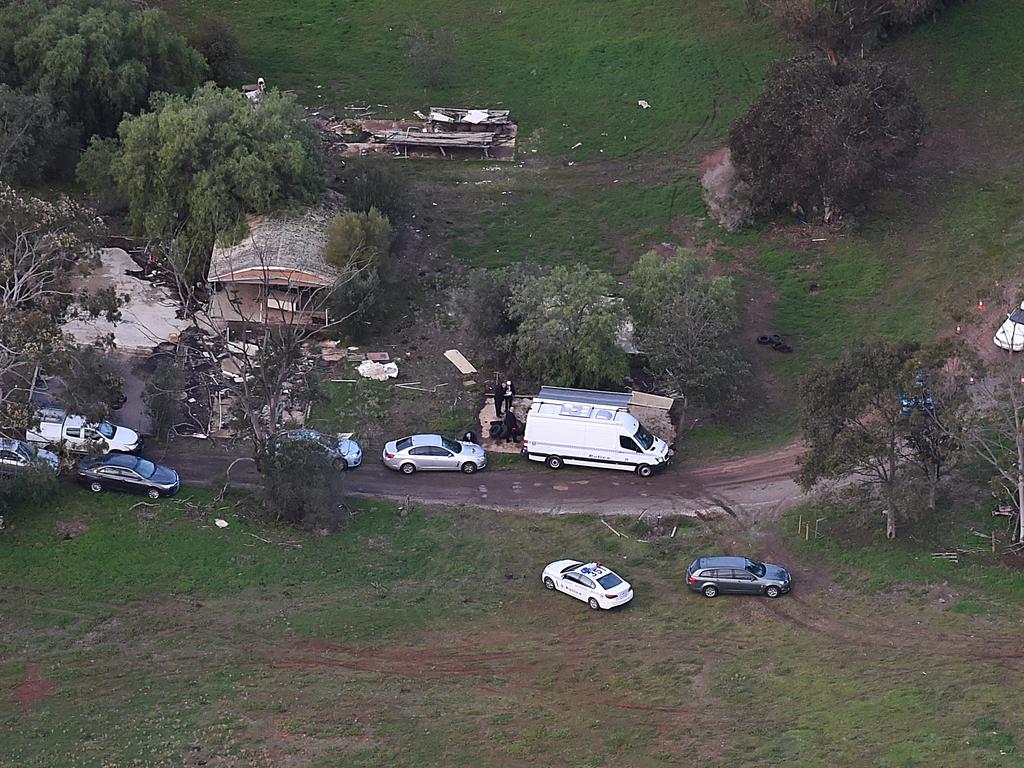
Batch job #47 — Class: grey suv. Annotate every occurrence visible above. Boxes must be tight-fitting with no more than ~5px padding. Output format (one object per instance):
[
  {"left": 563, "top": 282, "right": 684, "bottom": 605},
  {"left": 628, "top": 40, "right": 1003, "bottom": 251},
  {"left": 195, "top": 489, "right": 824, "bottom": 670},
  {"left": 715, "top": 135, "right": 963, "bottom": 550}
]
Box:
[{"left": 686, "top": 556, "right": 791, "bottom": 599}]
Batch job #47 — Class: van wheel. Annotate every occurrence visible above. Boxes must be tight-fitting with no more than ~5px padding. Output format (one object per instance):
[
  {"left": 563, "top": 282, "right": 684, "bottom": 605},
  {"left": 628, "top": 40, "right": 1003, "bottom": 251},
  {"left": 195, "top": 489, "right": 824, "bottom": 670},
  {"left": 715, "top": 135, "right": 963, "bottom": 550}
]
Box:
[
  {"left": 636, "top": 464, "right": 653, "bottom": 478},
  {"left": 545, "top": 456, "right": 563, "bottom": 470},
  {"left": 400, "top": 463, "right": 416, "bottom": 475},
  {"left": 702, "top": 584, "right": 718, "bottom": 598},
  {"left": 89, "top": 481, "right": 103, "bottom": 493},
  {"left": 460, "top": 462, "right": 478, "bottom": 474},
  {"left": 765, "top": 585, "right": 781, "bottom": 598}
]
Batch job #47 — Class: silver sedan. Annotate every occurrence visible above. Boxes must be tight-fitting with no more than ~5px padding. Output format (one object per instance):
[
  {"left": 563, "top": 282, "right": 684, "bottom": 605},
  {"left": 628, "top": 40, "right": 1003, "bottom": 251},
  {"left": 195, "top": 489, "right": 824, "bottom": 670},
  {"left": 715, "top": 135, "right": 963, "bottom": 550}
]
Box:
[{"left": 382, "top": 434, "right": 487, "bottom": 475}]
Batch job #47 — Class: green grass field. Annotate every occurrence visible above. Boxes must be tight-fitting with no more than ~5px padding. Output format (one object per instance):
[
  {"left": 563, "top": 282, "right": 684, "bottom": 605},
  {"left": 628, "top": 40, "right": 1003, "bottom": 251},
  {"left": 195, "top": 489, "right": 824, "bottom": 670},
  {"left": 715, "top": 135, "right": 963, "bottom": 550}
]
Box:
[
  {"left": 170, "top": 0, "right": 1024, "bottom": 452},
  {"left": 174, "top": 0, "right": 785, "bottom": 158},
  {"left": 5, "top": 490, "right": 1024, "bottom": 765}
]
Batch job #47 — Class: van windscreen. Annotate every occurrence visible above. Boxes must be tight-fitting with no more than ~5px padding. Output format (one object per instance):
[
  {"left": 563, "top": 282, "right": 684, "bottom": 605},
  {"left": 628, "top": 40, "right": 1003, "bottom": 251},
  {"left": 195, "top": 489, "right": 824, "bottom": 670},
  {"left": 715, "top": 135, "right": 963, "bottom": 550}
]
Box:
[{"left": 634, "top": 424, "right": 654, "bottom": 450}]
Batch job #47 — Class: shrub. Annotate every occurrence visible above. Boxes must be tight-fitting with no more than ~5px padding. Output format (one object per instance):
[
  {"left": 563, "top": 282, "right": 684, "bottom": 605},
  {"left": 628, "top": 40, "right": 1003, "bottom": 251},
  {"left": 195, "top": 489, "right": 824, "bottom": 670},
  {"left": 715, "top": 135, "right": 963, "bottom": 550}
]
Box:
[
  {"left": 143, "top": 362, "right": 185, "bottom": 442},
  {"left": 769, "top": 0, "right": 952, "bottom": 55},
  {"left": 0, "top": 85, "right": 78, "bottom": 184},
  {"left": 626, "top": 250, "right": 748, "bottom": 406},
  {"left": 339, "top": 158, "right": 408, "bottom": 221},
  {"left": 322, "top": 208, "right": 392, "bottom": 270},
  {"left": 505, "top": 265, "right": 628, "bottom": 389},
  {"left": 259, "top": 438, "right": 350, "bottom": 529},
  {"left": 189, "top": 15, "right": 243, "bottom": 86},
  {"left": 729, "top": 55, "right": 924, "bottom": 220},
  {"left": 455, "top": 263, "right": 539, "bottom": 358}
]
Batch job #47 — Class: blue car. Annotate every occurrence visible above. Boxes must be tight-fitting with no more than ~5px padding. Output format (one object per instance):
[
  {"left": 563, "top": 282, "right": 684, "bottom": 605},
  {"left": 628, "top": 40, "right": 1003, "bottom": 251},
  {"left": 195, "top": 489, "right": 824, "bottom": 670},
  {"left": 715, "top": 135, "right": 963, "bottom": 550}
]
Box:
[{"left": 275, "top": 429, "right": 363, "bottom": 470}]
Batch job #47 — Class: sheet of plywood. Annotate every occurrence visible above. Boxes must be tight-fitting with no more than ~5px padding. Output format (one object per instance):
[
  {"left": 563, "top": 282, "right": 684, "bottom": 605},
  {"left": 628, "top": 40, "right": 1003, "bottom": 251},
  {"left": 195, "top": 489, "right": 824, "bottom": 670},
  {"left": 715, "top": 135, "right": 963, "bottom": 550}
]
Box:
[
  {"left": 629, "top": 391, "right": 674, "bottom": 410},
  {"left": 444, "top": 349, "right": 477, "bottom": 375}
]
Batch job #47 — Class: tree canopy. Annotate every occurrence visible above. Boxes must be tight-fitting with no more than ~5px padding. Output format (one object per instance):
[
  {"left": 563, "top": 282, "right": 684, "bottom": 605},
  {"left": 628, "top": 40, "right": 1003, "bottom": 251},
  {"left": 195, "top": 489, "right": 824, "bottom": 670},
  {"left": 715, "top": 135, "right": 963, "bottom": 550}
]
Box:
[
  {"left": 0, "top": 0, "right": 206, "bottom": 141},
  {"left": 626, "top": 250, "right": 747, "bottom": 406},
  {"left": 0, "top": 85, "right": 78, "bottom": 185},
  {"left": 0, "top": 185, "right": 118, "bottom": 429},
  {"left": 504, "top": 266, "right": 628, "bottom": 389},
  {"left": 79, "top": 85, "right": 324, "bottom": 281},
  {"left": 730, "top": 55, "right": 924, "bottom": 220},
  {"left": 769, "top": 0, "right": 953, "bottom": 56}
]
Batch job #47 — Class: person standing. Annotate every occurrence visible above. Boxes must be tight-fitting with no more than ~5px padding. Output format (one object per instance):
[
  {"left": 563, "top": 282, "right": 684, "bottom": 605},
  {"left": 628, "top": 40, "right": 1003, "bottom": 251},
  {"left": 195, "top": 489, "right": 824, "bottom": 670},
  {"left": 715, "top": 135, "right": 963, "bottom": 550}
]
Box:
[
  {"left": 493, "top": 380, "right": 504, "bottom": 417},
  {"left": 503, "top": 409, "right": 519, "bottom": 443},
  {"left": 502, "top": 380, "right": 516, "bottom": 413}
]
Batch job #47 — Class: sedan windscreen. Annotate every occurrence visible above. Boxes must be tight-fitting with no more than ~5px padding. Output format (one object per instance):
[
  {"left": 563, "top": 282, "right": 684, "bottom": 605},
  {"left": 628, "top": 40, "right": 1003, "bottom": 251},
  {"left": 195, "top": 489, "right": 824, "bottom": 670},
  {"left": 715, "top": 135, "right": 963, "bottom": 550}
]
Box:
[
  {"left": 598, "top": 573, "right": 623, "bottom": 589},
  {"left": 746, "top": 561, "right": 767, "bottom": 577},
  {"left": 441, "top": 437, "right": 462, "bottom": 454},
  {"left": 135, "top": 458, "right": 158, "bottom": 478}
]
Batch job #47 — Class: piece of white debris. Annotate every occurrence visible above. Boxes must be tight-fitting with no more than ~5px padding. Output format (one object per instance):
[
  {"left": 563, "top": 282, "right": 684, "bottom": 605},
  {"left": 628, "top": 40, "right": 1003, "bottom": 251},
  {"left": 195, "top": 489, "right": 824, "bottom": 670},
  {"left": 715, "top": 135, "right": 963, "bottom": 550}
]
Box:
[
  {"left": 638, "top": 99, "right": 651, "bottom": 109},
  {"left": 571, "top": 142, "right": 582, "bottom": 149},
  {"left": 214, "top": 519, "right": 229, "bottom": 528}
]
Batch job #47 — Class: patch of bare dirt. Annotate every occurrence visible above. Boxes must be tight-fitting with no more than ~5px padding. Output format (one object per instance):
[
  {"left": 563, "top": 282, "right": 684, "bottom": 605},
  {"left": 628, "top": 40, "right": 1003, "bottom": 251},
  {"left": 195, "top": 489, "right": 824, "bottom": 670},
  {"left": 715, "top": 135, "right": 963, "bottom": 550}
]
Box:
[
  {"left": 11, "top": 662, "right": 50, "bottom": 714},
  {"left": 54, "top": 519, "right": 88, "bottom": 539}
]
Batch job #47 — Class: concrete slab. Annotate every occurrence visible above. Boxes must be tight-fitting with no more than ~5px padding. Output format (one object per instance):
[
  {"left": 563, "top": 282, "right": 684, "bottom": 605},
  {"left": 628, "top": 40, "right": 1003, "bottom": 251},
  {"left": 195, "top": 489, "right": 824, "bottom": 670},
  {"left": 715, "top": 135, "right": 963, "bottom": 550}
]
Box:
[{"left": 62, "top": 248, "right": 189, "bottom": 353}]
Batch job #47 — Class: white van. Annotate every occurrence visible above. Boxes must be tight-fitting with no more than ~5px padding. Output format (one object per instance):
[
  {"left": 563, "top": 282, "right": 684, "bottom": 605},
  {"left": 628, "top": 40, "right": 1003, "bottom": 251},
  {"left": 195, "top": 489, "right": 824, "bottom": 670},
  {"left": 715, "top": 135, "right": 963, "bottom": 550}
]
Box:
[
  {"left": 26, "top": 407, "right": 143, "bottom": 454},
  {"left": 522, "top": 387, "right": 671, "bottom": 477}
]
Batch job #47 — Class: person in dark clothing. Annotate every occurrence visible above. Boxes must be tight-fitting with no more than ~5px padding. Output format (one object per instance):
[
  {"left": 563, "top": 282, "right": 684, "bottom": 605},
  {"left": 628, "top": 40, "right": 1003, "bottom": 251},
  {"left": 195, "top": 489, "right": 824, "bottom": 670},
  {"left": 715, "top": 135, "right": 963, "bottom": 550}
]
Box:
[
  {"left": 493, "top": 380, "right": 504, "bottom": 417},
  {"left": 503, "top": 409, "right": 519, "bottom": 443},
  {"left": 501, "top": 380, "right": 516, "bottom": 413}
]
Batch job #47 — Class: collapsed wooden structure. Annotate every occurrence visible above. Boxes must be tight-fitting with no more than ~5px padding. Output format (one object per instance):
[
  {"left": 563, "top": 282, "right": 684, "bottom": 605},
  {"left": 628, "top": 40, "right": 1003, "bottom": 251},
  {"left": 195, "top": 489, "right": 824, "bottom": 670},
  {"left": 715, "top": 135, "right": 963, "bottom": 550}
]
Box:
[{"left": 329, "top": 106, "right": 517, "bottom": 160}]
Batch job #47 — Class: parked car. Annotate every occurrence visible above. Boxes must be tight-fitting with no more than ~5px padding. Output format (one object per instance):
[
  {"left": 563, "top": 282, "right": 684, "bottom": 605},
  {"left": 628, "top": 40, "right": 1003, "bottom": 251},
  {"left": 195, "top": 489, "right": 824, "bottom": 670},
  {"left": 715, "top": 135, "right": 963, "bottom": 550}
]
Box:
[
  {"left": 273, "top": 429, "right": 362, "bottom": 470},
  {"left": 382, "top": 434, "right": 487, "bottom": 474},
  {"left": 542, "top": 560, "right": 633, "bottom": 610},
  {"left": 994, "top": 301, "right": 1024, "bottom": 351},
  {"left": 77, "top": 453, "right": 180, "bottom": 499},
  {"left": 686, "top": 556, "right": 791, "bottom": 598},
  {"left": 26, "top": 407, "right": 142, "bottom": 454},
  {"left": 522, "top": 386, "right": 671, "bottom": 477},
  {"left": 0, "top": 438, "right": 60, "bottom": 476}
]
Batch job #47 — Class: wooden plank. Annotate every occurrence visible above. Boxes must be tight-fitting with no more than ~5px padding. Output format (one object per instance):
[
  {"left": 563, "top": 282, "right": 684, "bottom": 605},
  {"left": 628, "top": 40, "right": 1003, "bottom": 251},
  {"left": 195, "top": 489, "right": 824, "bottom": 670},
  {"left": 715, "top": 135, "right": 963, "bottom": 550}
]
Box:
[
  {"left": 444, "top": 349, "right": 477, "bottom": 375},
  {"left": 629, "top": 391, "right": 674, "bottom": 410}
]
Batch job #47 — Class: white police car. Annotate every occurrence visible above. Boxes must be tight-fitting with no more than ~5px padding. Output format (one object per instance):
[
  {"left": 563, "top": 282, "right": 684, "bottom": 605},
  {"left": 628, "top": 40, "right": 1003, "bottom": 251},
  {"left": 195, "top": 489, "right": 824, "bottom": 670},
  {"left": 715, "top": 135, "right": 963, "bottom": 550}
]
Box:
[{"left": 541, "top": 560, "right": 633, "bottom": 610}]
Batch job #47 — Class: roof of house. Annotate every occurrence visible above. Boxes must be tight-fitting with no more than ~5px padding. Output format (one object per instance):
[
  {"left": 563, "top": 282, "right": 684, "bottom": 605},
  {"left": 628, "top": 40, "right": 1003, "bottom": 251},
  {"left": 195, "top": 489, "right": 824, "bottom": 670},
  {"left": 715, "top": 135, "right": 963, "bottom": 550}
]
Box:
[{"left": 207, "top": 209, "right": 338, "bottom": 289}]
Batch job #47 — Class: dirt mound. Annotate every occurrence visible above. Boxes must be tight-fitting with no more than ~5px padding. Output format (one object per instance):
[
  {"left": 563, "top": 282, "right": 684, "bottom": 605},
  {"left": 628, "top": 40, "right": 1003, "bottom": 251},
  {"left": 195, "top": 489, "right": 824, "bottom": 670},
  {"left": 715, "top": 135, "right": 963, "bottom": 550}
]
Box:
[{"left": 11, "top": 662, "right": 50, "bottom": 714}]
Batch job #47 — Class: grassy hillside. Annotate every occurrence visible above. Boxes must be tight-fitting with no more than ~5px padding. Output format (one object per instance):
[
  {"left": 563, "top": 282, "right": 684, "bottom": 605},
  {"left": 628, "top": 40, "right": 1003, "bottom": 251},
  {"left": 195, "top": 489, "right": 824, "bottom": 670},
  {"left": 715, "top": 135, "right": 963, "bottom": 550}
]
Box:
[
  {"left": 166, "top": 0, "right": 1024, "bottom": 453},
  {"left": 5, "top": 491, "right": 1024, "bottom": 765},
  {"left": 174, "top": 0, "right": 785, "bottom": 158}
]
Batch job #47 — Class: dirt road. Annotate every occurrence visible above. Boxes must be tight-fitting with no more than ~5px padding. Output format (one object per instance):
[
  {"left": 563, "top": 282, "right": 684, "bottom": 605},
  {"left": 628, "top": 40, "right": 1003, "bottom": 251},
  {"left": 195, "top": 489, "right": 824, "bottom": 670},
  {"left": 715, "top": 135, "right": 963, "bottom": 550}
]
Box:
[{"left": 147, "top": 440, "right": 804, "bottom": 517}]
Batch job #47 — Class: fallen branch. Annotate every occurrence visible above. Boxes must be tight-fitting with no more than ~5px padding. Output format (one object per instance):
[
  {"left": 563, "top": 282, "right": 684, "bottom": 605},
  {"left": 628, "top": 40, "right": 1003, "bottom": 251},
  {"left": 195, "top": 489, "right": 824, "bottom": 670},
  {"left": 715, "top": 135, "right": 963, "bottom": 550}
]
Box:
[
  {"left": 637, "top": 508, "right": 648, "bottom": 521},
  {"left": 601, "top": 519, "right": 624, "bottom": 537}
]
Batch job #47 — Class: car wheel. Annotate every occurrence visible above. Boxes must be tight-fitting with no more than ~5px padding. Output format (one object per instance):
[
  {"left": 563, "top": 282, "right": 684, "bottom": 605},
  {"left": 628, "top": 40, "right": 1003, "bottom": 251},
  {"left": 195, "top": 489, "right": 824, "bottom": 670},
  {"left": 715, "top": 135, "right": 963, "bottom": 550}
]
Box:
[
  {"left": 460, "top": 462, "right": 478, "bottom": 474},
  {"left": 636, "top": 464, "right": 653, "bottom": 478},
  {"left": 147, "top": 488, "right": 160, "bottom": 500},
  {"left": 702, "top": 584, "right": 718, "bottom": 598},
  {"left": 545, "top": 455, "right": 563, "bottom": 470},
  {"left": 588, "top": 597, "right": 601, "bottom": 610},
  {"left": 400, "top": 462, "right": 416, "bottom": 475},
  {"left": 765, "top": 585, "right": 781, "bottom": 598},
  {"left": 333, "top": 457, "right": 349, "bottom": 471},
  {"left": 543, "top": 577, "right": 555, "bottom": 590},
  {"left": 89, "top": 481, "right": 103, "bottom": 493}
]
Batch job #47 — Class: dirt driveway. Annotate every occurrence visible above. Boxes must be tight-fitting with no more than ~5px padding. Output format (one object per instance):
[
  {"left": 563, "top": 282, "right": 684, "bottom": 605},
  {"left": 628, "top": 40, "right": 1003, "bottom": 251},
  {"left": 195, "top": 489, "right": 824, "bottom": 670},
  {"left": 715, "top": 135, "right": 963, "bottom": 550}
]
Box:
[{"left": 149, "top": 439, "right": 805, "bottom": 518}]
